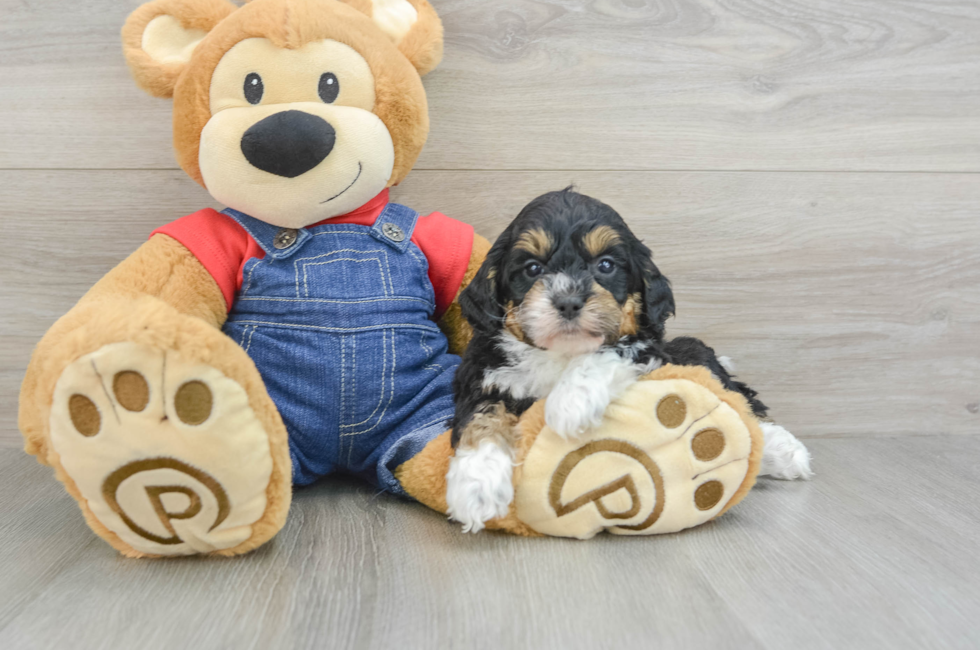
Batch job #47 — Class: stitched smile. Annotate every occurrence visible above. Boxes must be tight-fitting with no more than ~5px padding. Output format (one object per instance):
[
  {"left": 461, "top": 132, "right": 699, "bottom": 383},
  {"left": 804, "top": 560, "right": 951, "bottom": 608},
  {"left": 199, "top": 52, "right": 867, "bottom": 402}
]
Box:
[{"left": 321, "top": 162, "right": 362, "bottom": 203}]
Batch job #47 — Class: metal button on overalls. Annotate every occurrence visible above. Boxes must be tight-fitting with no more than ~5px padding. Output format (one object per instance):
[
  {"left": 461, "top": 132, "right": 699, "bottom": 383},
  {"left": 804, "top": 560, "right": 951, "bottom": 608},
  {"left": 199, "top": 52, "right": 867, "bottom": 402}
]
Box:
[
  {"left": 381, "top": 222, "right": 405, "bottom": 242},
  {"left": 273, "top": 228, "right": 298, "bottom": 249}
]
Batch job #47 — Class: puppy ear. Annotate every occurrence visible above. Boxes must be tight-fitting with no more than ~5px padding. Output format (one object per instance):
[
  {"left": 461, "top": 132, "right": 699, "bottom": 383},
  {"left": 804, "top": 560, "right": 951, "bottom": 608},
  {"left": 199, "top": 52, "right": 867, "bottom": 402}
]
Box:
[
  {"left": 459, "top": 234, "right": 510, "bottom": 334},
  {"left": 122, "top": 0, "right": 237, "bottom": 98},
  {"left": 339, "top": 0, "right": 443, "bottom": 75},
  {"left": 639, "top": 251, "right": 675, "bottom": 339}
]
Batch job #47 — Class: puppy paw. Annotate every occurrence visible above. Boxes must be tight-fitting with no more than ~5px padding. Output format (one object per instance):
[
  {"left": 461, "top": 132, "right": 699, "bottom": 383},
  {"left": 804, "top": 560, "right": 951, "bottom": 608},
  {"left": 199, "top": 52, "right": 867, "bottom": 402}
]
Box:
[
  {"left": 759, "top": 422, "right": 813, "bottom": 480},
  {"left": 545, "top": 381, "right": 608, "bottom": 439},
  {"left": 545, "top": 351, "right": 639, "bottom": 438},
  {"left": 445, "top": 442, "right": 514, "bottom": 533}
]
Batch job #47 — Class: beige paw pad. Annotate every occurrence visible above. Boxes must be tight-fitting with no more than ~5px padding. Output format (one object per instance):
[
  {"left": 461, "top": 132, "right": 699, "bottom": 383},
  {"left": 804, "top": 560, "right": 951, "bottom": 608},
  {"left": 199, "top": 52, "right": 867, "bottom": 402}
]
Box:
[
  {"left": 515, "top": 379, "right": 754, "bottom": 539},
  {"left": 50, "top": 342, "right": 273, "bottom": 556}
]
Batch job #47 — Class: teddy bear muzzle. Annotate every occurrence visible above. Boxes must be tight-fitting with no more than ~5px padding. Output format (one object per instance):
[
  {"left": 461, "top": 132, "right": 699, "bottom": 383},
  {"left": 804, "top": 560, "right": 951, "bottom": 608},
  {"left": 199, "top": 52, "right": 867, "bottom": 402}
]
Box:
[{"left": 240, "top": 110, "right": 337, "bottom": 178}]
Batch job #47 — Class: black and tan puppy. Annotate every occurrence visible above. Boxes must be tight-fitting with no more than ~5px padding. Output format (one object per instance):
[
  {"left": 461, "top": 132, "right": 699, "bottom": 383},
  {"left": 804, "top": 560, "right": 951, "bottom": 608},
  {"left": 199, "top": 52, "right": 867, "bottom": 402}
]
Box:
[{"left": 445, "top": 189, "right": 811, "bottom": 533}]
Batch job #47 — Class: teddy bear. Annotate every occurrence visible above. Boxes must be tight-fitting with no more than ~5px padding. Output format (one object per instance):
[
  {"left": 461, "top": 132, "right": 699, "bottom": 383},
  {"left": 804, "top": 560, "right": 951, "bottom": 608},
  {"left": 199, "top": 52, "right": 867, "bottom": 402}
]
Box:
[{"left": 18, "top": 0, "right": 767, "bottom": 557}]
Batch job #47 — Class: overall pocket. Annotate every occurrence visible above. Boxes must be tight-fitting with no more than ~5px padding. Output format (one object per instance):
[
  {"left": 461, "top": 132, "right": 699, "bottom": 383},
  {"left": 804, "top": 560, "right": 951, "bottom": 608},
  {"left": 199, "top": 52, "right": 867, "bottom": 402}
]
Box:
[{"left": 294, "top": 247, "right": 395, "bottom": 300}]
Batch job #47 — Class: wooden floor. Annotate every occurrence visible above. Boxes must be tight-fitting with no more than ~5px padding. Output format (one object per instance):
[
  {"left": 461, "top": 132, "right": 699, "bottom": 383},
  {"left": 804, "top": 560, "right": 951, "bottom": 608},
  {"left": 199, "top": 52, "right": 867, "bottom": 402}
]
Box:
[
  {"left": 1, "top": 0, "right": 979, "bottom": 647},
  {"left": 2, "top": 437, "right": 979, "bottom": 650}
]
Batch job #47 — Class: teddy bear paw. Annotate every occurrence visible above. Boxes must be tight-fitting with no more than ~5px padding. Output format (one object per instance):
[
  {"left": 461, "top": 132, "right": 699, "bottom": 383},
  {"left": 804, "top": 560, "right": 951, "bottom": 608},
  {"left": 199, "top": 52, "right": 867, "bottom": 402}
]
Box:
[
  {"left": 515, "top": 377, "right": 760, "bottom": 538},
  {"left": 48, "top": 342, "right": 275, "bottom": 556}
]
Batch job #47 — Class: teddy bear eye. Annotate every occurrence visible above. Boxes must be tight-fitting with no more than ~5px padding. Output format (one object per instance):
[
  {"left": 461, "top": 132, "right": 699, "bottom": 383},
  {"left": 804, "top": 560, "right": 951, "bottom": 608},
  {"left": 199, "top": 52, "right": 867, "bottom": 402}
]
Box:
[
  {"left": 244, "top": 73, "right": 264, "bottom": 105},
  {"left": 318, "top": 73, "right": 339, "bottom": 103}
]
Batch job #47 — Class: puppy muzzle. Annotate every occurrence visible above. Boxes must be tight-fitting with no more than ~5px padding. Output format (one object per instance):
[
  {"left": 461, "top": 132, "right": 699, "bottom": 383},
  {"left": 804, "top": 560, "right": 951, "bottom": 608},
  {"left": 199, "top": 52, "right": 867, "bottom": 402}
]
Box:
[{"left": 520, "top": 273, "right": 613, "bottom": 354}]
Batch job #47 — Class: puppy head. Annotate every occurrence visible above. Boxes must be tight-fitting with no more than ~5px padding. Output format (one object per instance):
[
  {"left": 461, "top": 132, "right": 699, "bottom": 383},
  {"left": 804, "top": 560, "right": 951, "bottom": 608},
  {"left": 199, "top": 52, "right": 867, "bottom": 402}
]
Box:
[{"left": 461, "top": 189, "right": 675, "bottom": 355}]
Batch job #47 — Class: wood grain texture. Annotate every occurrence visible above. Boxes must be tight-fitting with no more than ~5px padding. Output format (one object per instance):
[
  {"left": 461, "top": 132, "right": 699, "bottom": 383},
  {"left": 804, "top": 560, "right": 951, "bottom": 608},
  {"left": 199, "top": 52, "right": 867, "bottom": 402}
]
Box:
[
  {"left": 2, "top": 0, "right": 980, "bottom": 171},
  {"left": 2, "top": 169, "right": 978, "bottom": 447},
  {"left": 1, "top": 437, "right": 979, "bottom": 649}
]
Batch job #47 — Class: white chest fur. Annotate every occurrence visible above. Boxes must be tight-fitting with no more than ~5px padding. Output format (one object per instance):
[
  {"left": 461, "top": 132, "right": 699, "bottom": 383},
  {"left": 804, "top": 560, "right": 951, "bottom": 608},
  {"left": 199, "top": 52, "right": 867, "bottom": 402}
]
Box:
[{"left": 481, "top": 333, "right": 575, "bottom": 399}]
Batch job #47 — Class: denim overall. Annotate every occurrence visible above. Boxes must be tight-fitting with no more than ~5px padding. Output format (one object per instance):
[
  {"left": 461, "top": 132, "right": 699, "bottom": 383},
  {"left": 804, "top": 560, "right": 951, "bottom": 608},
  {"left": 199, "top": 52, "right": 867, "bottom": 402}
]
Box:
[{"left": 220, "top": 203, "right": 460, "bottom": 491}]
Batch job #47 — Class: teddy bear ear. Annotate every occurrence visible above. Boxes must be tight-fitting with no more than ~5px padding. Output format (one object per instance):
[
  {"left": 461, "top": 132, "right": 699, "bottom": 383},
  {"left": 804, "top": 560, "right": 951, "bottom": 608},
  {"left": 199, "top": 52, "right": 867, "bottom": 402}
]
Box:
[
  {"left": 122, "top": 0, "right": 239, "bottom": 98},
  {"left": 341, "top": 0, "right": 444, "bottom": 76}
]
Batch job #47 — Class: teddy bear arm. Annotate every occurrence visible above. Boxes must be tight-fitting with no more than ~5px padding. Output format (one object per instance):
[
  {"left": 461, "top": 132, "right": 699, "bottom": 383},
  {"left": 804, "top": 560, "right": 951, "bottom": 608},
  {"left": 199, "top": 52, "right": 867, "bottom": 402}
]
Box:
[
  {"left": 437, "top": 233, "right": 490, "bottom": 356},
  {"left": 81, "top": 234, "right": 227, "bottom": 328}
]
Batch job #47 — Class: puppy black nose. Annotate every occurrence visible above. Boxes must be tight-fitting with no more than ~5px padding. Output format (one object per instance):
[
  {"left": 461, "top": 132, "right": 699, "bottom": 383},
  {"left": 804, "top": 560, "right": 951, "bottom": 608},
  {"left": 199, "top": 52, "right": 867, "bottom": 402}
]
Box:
[
  {"left": 553, "top": 295, "right": 585, "bottom": 320},
  {"left": 240, "top": 110, "right": 335, "bottom": 178}
]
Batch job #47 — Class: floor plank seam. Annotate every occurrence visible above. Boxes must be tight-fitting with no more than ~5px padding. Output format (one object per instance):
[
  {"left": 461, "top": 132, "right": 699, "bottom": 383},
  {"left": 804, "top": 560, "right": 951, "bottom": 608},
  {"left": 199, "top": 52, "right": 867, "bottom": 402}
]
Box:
[{"left": 2, "top": 168, "right": 980, "bottom": 175}]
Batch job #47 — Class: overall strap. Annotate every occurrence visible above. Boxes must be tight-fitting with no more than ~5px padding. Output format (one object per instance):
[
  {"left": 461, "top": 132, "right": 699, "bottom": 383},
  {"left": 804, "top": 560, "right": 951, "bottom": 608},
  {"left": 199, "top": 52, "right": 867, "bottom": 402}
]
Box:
[
  {"left": 369, "top": 202, "right": 419, "bottom": 252},
  {"left": 220, "top": 208, "right": 313, "bottom": 261}
]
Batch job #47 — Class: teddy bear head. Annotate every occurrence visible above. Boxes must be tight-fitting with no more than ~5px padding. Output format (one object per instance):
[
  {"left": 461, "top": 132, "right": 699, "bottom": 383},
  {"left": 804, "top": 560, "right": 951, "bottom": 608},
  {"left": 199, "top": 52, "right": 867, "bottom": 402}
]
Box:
[{"left": 123, "top": 0, "right": 442, "bottom": 228}]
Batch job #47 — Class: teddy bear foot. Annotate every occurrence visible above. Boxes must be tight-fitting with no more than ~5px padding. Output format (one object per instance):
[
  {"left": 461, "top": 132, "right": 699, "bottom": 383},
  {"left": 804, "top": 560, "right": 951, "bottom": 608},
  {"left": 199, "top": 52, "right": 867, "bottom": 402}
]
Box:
[
  {"left": 513, "top": 367, "right": 763, "bottom": 539},
  {"left": 48, "top": 342, "right": 282, "bottom": 557}
]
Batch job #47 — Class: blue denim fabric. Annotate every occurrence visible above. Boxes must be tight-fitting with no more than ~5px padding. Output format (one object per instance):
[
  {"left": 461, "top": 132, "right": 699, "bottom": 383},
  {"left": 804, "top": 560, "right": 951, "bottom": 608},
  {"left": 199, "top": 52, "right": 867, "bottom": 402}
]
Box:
[{"left": 220, "top": 202, "right": 460, "bottom": 492}]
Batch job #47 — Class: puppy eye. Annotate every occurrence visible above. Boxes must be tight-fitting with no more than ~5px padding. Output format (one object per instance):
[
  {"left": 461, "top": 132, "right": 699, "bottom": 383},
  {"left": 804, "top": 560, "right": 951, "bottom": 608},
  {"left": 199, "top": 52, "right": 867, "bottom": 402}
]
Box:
[
  {"left": 597, "top": 258, "right": 616, "bottom": 274},
  {"left": 525, "top": 261, "right": 544, "bottom": 278},
  {"left": 244, "top": 73, "right": 264, "bottom": 104},
  {"left": 319, "top": 73, "right": 339, "bottom": 103}
]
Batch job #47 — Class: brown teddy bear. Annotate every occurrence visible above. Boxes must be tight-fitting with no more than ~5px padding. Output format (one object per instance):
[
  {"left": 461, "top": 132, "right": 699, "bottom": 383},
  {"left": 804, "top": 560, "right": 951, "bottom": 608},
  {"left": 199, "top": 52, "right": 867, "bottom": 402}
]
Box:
[{"left": 19, "top": 0, "right": 765, "bottom": 557}]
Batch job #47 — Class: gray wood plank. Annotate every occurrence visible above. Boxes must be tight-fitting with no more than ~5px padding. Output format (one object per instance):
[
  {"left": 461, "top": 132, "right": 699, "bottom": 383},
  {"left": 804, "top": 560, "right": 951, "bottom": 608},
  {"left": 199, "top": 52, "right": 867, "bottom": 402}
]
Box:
[
  {"left": 2, "top": 169, "right": 978, "bottom": 447},
  {"left": 1, "top": 437, "right": 979, "bottom": 649},
  {"left": 2, "top": 0, "right": 980, "bottom": 171},
  {"left": 0, "top": 452, "right": 100, "bottom": 631}
]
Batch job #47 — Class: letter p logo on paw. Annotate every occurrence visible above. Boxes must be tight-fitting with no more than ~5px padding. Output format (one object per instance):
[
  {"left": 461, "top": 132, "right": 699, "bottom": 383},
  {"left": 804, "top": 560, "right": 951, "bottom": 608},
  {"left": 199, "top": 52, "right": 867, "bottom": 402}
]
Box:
[
  {"left": 516, "top": 379, "right": 755, "bottom": 539},
  {"left": 101, "top": 457, "right": 230, "bottom": 547},
  {"left": 48, "top": 343, "right": 274, "bottom": 556},
  {"left": 548, "top": 440, "right": 665, "bottom": 532}
]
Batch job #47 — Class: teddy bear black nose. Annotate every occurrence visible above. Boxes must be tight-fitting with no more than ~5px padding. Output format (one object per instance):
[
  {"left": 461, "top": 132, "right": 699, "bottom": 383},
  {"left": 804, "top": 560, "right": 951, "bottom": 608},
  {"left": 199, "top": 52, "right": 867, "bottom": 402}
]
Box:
[{"left": 240, "top": 110, "right": 336, "bottom": 178}]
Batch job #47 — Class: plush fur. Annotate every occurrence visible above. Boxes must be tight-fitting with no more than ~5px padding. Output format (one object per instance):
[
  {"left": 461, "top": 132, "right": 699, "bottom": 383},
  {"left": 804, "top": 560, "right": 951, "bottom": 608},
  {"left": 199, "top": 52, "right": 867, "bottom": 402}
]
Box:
[
  {"left": 20, "top": 289, "right": 294, "bottom": 558},
  {"left": 122, "top": 0, "right": 237, "bottom": 99},
  {"left": 123, "top": 0, "right": 440, "bottom": 189},
  {"left": 21, "top": 0, "right": 462, "bottom": 557}
]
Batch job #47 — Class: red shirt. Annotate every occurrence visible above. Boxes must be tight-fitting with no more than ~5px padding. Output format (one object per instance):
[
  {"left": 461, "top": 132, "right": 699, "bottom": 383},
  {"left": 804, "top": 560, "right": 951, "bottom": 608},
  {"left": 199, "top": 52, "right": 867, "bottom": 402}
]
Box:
[{"left": 152, "top": 190, "right": 474, "bottom": 319}]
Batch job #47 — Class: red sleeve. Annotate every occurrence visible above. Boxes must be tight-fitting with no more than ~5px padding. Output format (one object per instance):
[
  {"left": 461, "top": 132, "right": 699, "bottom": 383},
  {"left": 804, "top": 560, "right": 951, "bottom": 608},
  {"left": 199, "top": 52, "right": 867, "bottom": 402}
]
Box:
[
  {"left": 150, "top": 209, "right": 262, "bottom": 311},
  {"left": 410, "top": 212, "right": 474, "bottom": 319}
]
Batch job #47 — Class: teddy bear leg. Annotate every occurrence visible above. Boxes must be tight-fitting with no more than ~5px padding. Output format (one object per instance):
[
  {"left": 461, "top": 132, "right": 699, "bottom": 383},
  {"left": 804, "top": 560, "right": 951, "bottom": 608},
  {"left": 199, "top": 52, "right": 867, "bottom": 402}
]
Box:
[
  {"left": 396, "top": 365, "right": 765, "bottom": 538},
  {"left": 20, "top": 297, "right": 291, "bottom": 557},
  {"left": 512, "top": 365, "right": 763, "bottom": 538}
]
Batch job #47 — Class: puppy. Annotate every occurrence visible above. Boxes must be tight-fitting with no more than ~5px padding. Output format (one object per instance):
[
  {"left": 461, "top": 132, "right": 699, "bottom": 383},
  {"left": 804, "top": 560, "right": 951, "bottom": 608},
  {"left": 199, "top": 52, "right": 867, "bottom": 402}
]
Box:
[{"left": 446, "top": 189, "right": 811, "bottom": 533}]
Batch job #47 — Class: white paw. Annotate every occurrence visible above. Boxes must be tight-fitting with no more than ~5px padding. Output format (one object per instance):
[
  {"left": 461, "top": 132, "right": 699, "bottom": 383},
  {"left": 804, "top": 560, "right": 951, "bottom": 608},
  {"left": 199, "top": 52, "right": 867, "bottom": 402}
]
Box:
[
  {"left": 545, "top": 380, "right": 609, "bottom": 439},
  {"left": 759, "top": 422, "right": 813, "bottom": 480},
  {"left": 445, "top": 442, "right": 514, "bottom": 533},
  {"left": 49, "top": 342, "right": 274, "bottom": 555},
  {"left": 544, "top": 351, "right": 640, "bottom": 439}
]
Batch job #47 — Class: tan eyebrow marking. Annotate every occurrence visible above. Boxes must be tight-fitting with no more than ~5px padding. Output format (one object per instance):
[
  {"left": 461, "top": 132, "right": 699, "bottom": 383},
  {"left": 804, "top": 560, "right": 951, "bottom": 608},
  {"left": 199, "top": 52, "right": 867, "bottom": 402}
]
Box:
[
  {"left": 514, "top": 229, "right": 553, "bottom": 257},
  {"left": 582, "top": 225, "right": 623, "bottom": 257}
]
